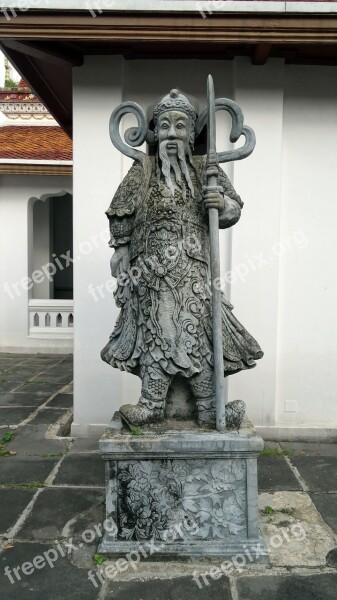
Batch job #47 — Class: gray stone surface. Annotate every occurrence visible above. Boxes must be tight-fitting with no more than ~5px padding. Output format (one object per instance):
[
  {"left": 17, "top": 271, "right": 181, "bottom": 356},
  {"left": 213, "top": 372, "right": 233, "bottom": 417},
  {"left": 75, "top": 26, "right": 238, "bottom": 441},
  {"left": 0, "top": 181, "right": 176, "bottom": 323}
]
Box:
[
  {"left": 102, "top": 88, "right": 262, "bottom": 428},
  {"left": 0, "top": 380, "right": 25, "bottom": 392},
  {"left": 0, "top": 457, "right": 58, "bottom": 484},
  {"left": 291, "top": 456, "right": 337, "bottom": 491},
  {"left": 0, "top": 392, "right": 50, "bottom": 407},
  {"left": 0, "top": 542, "right": 99, "bottom": 599},
  {"left": 18, "top": 488, "right": 104, "bottom": 541},
  {"left": 47, "top": 394, "right": 73, "bottom": 409},
  {"left": 309, "top": 493, "right": 337, "bottom": 534},
  {"left": 258, "top": 457, "right": 301, "bottom": 492},
  {"left": 280, "top": 442, "right": 337, "bottom": 457},
  {"left": 0, "top": 489, "right": 35, "bottom": 535},
  {"left": 0, "top": 407, "right": 36, "bottom": 425},
  {"left": 17, "top": 382, "right": 67, "bottom": 395},
  {"left": 6, "top": 424, "right": 70, "bottom": 457},
  {"left": 53, "top": 454, "right": 104, "bottom": 486},
  {"left": 326, "top": 548, "right": 337, "bottom": 567},
  {"left": 105, "top": 577, "right": 231, "bottom": 599},
  {"left": 99, "top": 423, "right": 265, "bottom": 558},
  {"left": 30, "top": 408, "right": 67, "bottom": 425},
  {"left": 236, "top": 574, "right": 337, "bottom": 600}
]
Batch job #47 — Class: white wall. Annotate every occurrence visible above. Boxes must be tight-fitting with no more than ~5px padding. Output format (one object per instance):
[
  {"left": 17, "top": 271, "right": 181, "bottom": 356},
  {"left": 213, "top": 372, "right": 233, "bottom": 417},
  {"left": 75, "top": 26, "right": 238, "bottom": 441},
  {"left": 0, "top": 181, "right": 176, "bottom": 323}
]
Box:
[
  {"left": 0, "top": 174, "right": 72, "bottom": 352},
  {"left": 72, "top": 56, "right": 337, "bottom": 437}
]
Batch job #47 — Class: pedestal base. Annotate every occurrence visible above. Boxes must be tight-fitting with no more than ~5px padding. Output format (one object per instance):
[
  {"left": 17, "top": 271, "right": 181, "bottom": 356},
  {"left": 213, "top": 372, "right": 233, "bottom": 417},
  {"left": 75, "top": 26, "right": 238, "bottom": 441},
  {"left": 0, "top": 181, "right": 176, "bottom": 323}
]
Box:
[{"left": 99, "top": 417, "right": 268, "bottom": 561}]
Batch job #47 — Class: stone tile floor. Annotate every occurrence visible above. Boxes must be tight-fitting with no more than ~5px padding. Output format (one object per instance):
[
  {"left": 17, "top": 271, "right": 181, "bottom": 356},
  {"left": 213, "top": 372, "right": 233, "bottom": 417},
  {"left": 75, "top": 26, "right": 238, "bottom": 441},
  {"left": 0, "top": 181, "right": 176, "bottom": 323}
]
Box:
[{"left": 0, "top": 353, "right": 336, "bottom": 599}]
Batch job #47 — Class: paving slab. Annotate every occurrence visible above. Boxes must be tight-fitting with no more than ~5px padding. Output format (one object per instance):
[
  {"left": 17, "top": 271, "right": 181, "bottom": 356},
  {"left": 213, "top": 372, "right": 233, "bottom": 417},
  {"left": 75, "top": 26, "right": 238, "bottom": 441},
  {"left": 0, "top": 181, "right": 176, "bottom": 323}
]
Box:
[
  {"left": 53, "top": 454, "right": 104, "bottom": 486},
  {"left": 69, "top": 437, "right": 100, "bottom": 453},
  {"left": 0, "top": 381, "right": 25, "bottom": 392},
  {"left": 106, "top": 576, "right": 231, "bottom": 599},
  {"left": 236, "top": 573, "right": 337, "bottom": 600},
  {"left": 0, "top": 393, "right": 48, "bottom": 408},
  {"left": 0, "top": 370, "right": 44, "bottom": 381},
  {"left": 0, "top": 542, "right": 99, "bottom": 599},
  {"left": 16, "top": 383, "right": 67, "bottom": 395},
  {"left": 258, "top": 491, "right": 336, "bottom": 567},
  {"left": 6, "top": 424, "right": 71, "bottom": 457},
  {"left": 280, "top": 442, "right": 337, "bottom": 457},
  {"left": 0, "top": 407, "right": 36, "bottom": 426},
  {"left": 309, "top": 493, "right": 337, "bottom": 534},
  {"left": 30, "top": 408, "right": 68, "bottom": 425},
  {"left": 18, "top": 487, "right": 104, "bottom": 542},
  {"left": 0, "top": 489, "right": 36, "bottom": 535},
  {"left": 47, "top": 394, "right": 73, "bottom": 409},
  {"left": 290, "top": 456, "right": 337, "bottom": 492},
  {"left": 0, "top": 457, "right": 59, "bottom": 484},
  {"left": 258, "top": 457, "right": 301, "bottom": 492}
]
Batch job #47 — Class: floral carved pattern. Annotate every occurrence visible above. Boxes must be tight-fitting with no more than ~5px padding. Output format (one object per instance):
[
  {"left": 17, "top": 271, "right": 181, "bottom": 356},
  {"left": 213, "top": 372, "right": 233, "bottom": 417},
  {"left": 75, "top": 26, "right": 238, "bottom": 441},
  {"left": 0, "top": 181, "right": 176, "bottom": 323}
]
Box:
[{"left": 117, "top": 459, "right": 247, "bottom": 542}]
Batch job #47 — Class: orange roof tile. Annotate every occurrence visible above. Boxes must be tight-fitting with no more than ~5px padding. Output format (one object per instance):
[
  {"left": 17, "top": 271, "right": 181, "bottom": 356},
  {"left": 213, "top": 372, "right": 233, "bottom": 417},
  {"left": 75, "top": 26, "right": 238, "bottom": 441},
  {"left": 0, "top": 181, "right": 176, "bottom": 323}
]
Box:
[{"left": 0, "top": 126, "right": 72, "bottom": 161}]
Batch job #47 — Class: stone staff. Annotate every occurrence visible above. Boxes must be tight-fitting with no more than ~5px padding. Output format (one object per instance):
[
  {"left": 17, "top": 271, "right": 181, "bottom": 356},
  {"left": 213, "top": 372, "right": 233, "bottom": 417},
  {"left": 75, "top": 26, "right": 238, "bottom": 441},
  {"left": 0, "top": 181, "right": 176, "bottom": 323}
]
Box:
[{"left": 201, "top": 74, "right": 256, "bottom": 431}]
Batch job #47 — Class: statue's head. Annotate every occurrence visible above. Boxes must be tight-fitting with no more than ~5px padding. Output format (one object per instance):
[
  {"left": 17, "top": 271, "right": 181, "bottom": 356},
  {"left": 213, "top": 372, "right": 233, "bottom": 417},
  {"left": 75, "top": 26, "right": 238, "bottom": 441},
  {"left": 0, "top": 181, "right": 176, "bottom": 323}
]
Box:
[
  {"left": 153, "top": 89, "right": 197, "bottom": 150},
  {"left": 153, "top": 90, "right": 197, "bottom": 197}
]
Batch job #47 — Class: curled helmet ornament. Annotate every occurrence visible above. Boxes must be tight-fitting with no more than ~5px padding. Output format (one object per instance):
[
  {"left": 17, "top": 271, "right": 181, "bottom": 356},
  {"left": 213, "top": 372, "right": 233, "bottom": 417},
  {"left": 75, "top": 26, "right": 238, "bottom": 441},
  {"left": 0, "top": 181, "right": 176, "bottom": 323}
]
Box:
[{"left": 109, "top": 82, "right": 255, "bottom": 166}]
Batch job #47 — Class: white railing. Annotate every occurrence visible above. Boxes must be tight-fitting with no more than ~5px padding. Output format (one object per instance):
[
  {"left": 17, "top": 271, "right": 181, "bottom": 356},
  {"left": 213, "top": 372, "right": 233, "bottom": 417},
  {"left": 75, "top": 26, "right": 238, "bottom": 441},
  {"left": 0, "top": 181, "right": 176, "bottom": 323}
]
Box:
[{"left": 28, "top": 299, "right": 74, "bottom": 339}]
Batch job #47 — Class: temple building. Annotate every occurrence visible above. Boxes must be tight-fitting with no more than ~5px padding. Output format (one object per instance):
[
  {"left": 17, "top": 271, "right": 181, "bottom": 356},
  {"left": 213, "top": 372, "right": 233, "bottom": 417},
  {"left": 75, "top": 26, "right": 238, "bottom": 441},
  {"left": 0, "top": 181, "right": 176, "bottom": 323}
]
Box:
[{"left": 0, "top": 77, "right": 73, "bottom": 353}]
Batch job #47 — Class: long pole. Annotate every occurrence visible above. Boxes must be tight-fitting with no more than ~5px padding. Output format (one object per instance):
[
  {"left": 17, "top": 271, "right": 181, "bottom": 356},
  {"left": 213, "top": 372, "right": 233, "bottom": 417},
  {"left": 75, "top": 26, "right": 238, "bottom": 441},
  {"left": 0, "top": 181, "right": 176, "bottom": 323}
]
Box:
[{"left": 207, "top": 75, "right": 226, "bottom": 432}]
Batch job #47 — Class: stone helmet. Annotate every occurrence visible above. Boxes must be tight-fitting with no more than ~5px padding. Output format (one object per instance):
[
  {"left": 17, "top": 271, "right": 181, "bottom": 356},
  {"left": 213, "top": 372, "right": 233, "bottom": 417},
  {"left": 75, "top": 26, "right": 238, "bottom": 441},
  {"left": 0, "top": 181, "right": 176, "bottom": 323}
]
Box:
[{"left": 153, "top": 89, "right": 197, "bottom": 147}]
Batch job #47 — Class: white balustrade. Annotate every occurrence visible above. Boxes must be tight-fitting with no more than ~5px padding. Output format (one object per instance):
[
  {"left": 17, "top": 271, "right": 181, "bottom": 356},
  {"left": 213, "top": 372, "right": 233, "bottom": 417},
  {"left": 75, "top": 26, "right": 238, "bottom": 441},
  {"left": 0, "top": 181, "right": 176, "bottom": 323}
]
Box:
[{"left": 28, "top": 299, "right": 74, "bottom": 339}]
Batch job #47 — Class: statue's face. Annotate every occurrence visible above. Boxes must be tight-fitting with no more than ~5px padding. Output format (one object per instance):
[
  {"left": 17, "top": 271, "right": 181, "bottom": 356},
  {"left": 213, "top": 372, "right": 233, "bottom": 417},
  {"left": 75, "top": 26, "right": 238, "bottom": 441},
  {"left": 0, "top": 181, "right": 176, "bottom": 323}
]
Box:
[{"left": 157, "top": 110, "right": 191, "bottom": 156}]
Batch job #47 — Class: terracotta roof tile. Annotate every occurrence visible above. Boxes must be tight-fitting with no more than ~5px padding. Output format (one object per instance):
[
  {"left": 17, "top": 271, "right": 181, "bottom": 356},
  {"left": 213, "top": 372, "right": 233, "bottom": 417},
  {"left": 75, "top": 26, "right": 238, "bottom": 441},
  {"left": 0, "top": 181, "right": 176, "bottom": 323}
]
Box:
[{"left": 0, "top": 126, "right": 72, "bottom": 161}]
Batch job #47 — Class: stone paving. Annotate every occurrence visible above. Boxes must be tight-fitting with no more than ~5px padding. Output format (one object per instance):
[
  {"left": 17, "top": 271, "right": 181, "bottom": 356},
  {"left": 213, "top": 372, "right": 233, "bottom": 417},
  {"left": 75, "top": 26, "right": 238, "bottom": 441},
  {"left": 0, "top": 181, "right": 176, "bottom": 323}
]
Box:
[{"left": 0, "top": 353, "right": 336, "bottom": 599}]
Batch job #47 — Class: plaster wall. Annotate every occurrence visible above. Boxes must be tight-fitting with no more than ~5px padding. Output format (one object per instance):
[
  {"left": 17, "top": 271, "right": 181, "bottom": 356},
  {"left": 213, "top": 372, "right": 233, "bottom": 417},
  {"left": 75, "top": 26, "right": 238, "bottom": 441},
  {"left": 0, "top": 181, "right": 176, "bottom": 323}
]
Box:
[
  {"left": 0, "top": 174, "right": 72, "bottom": 352},
  {"left": 72, "top": 56, "right": 337, "bottom": 436}
]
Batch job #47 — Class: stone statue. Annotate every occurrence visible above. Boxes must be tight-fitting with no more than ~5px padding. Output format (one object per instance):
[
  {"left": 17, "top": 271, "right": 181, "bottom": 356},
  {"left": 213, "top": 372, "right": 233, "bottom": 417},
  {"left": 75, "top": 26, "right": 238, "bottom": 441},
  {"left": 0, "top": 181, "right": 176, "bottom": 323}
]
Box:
[{"left": 101, "top": 86, "right": 263, "bottom": 428}]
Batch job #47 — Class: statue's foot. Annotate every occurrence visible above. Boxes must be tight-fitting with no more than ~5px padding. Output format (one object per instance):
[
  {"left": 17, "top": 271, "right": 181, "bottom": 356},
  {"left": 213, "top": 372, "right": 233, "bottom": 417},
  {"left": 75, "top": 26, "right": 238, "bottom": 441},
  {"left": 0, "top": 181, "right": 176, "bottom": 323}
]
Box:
[
  {"left": 196, "top": 398, "right": 246, "bottom": 430},
  {"left": 196, "top": 397, "right": 216, "bottom": 427},
  {"left": 119, "top": 397, "right": 164, "bottom": 426}
]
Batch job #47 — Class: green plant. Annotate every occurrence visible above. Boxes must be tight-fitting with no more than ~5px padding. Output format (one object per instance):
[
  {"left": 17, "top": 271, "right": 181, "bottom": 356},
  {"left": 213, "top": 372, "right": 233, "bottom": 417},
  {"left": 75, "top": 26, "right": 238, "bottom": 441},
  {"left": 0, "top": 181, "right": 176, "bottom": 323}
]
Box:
[
  {"left": 94, "top": 554, "right": 107, "bottom": 565},
  {"left": 0, "top": 431, "right": 15, "bottom": 457},
  {"left": 1, "top": 482, "right": 46, "bottom": 489},
  {"left": 1, "top": 432, "right": 14, "bottom": 444},
  {"left": 260, "top": 447, "right": 290, "bottom": 457},
  {"left": 130, "top": 427, "right": 141, "bottom": 436},
  {"left": 262, "top": 505, "right": 274, "bottom": 515},
  {"left": 4, "top": 77, "right": 17, "bottom": 89}
]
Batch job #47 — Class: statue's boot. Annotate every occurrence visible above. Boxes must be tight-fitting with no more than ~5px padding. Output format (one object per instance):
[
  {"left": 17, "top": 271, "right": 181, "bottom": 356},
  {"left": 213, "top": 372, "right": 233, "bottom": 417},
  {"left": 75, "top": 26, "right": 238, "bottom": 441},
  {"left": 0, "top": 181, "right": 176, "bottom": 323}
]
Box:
[
  {"left": 119, "top": 396, "right": 165, "bottom": 427},
  {"left": 196, "top": 396, "right": 216, "bottom": 427},
  {"left": 196, "top": 397, "right": 246, "bottom": 430}
]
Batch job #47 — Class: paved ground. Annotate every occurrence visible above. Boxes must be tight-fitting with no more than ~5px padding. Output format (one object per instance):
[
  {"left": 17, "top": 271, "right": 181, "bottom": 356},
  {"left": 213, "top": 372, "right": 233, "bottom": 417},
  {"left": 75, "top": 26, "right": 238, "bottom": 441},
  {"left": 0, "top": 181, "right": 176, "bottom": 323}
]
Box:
[{"left": 0, "top": 353, "right": 336, "bottom": 599}]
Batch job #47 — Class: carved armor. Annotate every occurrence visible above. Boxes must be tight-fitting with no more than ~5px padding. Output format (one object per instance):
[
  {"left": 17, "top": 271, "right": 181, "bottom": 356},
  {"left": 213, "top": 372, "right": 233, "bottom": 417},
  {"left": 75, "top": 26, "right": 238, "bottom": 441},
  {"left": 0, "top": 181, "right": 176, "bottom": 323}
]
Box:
[{"left": 101, "top": 155, "right": 263, "bottom": 402}]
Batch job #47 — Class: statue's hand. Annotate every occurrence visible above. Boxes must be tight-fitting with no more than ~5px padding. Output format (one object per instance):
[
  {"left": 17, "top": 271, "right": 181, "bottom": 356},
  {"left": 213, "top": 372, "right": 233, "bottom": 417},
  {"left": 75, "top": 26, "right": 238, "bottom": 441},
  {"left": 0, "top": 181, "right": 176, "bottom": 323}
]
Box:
[
  {"left": 110, "top": 245, "right": 130, "bottom": 278},
  {"left": 203, "top": 185, "right": 225, "bottom": 211}
]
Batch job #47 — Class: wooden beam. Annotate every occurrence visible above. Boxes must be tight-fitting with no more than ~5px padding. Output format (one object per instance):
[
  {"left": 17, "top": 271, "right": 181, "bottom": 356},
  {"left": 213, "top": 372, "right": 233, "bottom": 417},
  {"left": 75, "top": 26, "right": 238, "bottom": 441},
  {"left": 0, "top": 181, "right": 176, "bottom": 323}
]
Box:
[
  {"left": 1, "top": 13, "right": 337, "bottom": 45},
  {"left": 0, "top": 42, "right": 73, "bottom": 137},
  {"left": 252, "top": 44, "right": 272, "bottom": 66},
  {"left": 3, "top": 39, "right": 83, "bottom": 66},
  {"left": 0, "top": 164, "right": 72, "bottom": 176}
]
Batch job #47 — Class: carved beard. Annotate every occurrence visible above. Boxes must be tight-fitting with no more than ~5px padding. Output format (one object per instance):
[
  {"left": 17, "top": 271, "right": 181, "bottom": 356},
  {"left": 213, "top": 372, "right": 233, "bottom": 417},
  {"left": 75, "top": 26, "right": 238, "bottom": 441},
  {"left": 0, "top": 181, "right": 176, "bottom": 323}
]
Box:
[{"left": 158, "top": 139, "right": 195, "bottom": 199}]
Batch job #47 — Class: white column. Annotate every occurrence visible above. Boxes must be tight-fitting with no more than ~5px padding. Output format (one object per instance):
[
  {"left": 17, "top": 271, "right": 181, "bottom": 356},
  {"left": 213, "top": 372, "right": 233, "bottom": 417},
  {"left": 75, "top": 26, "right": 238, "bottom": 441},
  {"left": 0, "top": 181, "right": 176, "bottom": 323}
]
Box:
[{"left": 227, "top": 58, "right": 285, "bottom": 428}]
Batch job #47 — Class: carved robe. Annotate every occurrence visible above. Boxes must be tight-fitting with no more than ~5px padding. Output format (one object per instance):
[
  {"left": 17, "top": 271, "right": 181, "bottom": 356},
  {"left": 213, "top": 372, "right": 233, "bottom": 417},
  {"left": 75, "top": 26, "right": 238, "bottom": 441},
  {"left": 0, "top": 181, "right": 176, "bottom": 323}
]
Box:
[{"left": 101, "top": 155, "right": 263, "bottom": 378}]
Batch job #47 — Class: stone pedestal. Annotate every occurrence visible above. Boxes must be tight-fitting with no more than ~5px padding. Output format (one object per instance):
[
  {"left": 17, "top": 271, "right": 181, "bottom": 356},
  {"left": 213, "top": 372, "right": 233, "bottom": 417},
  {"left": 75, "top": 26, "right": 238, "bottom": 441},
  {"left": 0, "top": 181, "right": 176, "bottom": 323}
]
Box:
[{"left": 98, "top": 417, "right": 268, "bottom": 560}]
